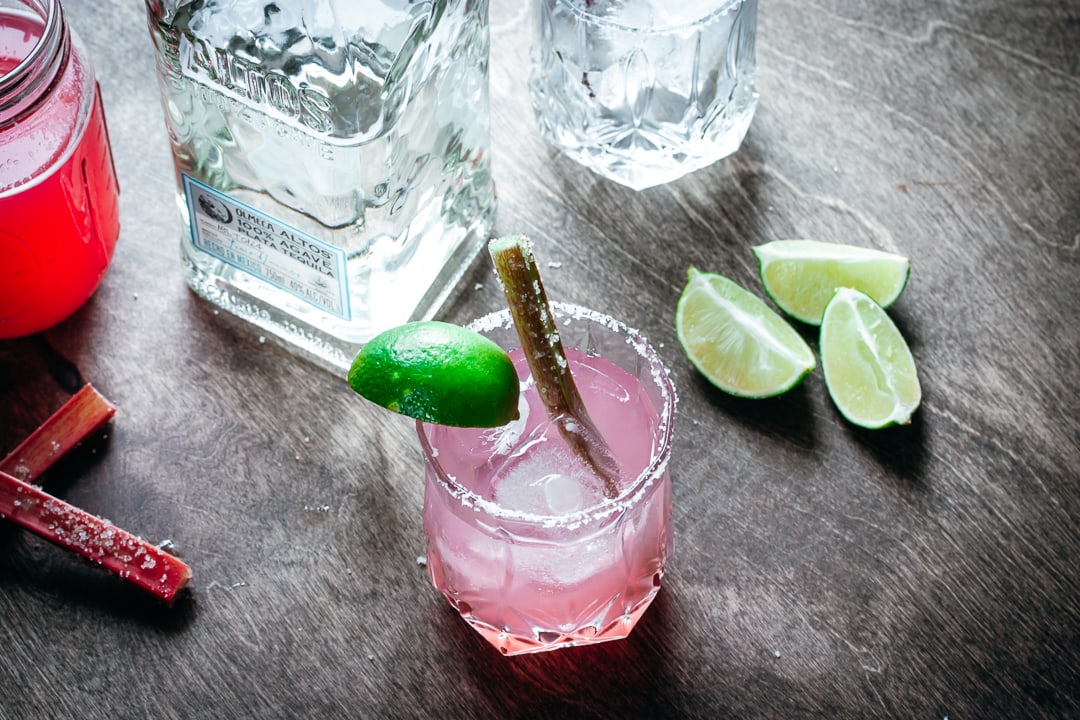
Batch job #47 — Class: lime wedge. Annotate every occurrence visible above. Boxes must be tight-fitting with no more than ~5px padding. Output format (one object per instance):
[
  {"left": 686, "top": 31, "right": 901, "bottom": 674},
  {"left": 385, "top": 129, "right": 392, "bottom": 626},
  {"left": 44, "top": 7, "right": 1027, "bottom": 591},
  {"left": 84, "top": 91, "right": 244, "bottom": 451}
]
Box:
[
  {"left": 348, "top": 321, "right": 519, "bottom": 428},
  {"left": 676, "top": 267, "right": 815, "bottom": 398},
  {"left": 820, "top": 288, "right": 921, "bottom": 428},
  {"left": 753, "top": 240, "right": 910, "bottom": 325}
]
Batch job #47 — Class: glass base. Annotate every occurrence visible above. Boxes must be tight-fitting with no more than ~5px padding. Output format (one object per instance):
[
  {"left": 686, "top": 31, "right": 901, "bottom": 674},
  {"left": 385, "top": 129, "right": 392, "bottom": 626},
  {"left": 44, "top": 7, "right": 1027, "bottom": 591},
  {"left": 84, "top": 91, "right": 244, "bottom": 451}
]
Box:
[
  {"left": 536, "top": 106, "right": 757, "bottom": 190},
  {"left": 448, "top": 584, "right": 663, "bottom": 656}
]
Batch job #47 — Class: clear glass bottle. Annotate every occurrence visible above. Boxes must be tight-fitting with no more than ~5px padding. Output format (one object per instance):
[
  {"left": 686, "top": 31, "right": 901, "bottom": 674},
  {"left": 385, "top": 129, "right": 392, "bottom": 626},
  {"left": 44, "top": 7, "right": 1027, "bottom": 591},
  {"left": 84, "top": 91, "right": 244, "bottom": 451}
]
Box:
[
  {"left": 144, "top": 0, "right": 496, "bottom": 373},
  {"left": 0, "top": 0, "right": 120, "bottom": 339}
]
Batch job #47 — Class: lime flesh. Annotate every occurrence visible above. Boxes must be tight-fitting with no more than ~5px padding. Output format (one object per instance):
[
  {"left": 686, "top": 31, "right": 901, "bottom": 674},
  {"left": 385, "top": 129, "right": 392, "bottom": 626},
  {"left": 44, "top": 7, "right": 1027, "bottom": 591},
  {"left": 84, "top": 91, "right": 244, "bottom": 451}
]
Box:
[
  {"left": 820, "top": 288, "right": 921, "bottom": 428},
  {"left": 348, "top": 321, "right": 519, "bottom": 428},
  {"left": 676, "top": 267, "right": 815, "bottom": 398},
  {"left": 753, "top": 240, "right": 910, "bottom": 325}
]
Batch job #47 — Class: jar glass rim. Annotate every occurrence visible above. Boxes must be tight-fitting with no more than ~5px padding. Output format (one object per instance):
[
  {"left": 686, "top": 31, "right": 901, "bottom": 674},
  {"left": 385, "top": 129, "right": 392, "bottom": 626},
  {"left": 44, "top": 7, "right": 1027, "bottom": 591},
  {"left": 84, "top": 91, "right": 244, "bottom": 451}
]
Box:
[{"left": 0, "top": 0, "right": 64, "bottom": 113}]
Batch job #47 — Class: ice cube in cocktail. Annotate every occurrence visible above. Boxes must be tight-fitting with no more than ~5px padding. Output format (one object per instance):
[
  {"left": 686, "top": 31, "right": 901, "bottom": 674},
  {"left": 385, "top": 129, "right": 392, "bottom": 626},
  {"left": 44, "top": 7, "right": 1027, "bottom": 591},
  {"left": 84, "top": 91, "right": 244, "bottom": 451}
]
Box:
[{"left": 419, "top": 303, "right": 675, "bottom": 655}]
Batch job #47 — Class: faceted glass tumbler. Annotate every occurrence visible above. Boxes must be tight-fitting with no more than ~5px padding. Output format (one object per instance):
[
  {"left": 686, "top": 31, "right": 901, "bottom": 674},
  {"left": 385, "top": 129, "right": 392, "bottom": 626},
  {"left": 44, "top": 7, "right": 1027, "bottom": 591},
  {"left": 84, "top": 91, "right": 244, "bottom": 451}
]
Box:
[
  {"left": 529, "top": 0, "right": 759, "bottom": 190},
  {"left": 419, "top": 304, "right": 677, "bottom": 655}
]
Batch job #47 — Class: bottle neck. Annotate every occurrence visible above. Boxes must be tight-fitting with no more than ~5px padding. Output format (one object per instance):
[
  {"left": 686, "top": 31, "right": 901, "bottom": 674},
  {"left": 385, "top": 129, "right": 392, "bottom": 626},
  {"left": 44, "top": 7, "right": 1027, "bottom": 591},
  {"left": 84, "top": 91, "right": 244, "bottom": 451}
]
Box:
[{"left": 0, "top": 0, "right": 69, "bottom": 126}]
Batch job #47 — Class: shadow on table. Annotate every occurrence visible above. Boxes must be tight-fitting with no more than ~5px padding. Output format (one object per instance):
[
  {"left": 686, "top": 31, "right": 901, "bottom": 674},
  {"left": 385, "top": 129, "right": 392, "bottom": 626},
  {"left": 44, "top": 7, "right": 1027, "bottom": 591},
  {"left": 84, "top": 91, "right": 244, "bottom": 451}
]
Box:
[
  {"left": 845, "top": 413, "right": 928, "bottom": 492},
  {"left": 828, "top": 304, "right": 929, "bottom": 490},
  {"left": 0, "top": 529, "right": 198, "bottom": 633},
  {"left": 444, "top": 590, "right": 712, "bottom": 717},
  {"left": 0, "top": 434, "right": 198, "bottom": 633},
  {"left": 690, "top": 371, "right": 818, "bottom": 451},
  {"left": 0, "top": 546, "right": 198, "bottom": 632}
]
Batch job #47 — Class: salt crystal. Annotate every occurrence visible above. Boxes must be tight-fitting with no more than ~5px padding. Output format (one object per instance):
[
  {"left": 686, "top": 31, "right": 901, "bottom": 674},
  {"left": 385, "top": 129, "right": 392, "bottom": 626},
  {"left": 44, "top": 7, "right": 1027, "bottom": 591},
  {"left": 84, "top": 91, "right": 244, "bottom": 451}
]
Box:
[{"left": 416, "top": 555, "right": 427, "bottom": 566}]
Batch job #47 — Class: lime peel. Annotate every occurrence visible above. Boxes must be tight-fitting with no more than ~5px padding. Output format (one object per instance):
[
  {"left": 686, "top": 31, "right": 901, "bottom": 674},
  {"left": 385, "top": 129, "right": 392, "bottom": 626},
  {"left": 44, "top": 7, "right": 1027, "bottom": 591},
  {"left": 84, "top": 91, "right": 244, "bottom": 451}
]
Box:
[
  {"left": 347, "top": 321, "right": 519, "bottom": 428},
  {"left": 676, "top": 267, "right": 815, "bottom": 398},
  {"left": 820, "top": 287, "right": 921, "bottom": 428},
  {"left": 753, "top": 239, "right": 910, "bottom": 325}
]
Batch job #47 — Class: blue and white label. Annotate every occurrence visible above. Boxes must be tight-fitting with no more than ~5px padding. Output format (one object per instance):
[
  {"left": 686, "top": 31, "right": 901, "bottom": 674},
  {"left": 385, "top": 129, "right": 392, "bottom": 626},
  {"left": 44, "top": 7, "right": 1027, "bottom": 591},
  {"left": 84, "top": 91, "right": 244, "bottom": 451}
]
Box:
[{"left": 182, "top": 174, "right": 350, "bottom": 319}]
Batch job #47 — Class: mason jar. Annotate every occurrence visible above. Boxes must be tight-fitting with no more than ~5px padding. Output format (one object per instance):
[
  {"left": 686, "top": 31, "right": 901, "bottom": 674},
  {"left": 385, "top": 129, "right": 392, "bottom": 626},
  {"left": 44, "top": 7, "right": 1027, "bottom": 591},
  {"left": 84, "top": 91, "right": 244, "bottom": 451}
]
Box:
[{"left": 0, "top": 0, "right": 121, "bottom": 339}]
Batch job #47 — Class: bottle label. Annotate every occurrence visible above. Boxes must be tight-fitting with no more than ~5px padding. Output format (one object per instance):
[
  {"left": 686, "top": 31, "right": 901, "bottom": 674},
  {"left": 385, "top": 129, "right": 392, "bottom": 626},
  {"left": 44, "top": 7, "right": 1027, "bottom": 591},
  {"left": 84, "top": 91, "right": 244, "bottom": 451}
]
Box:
[{"left": 182, "top": 174, "right": 350, "bottom": 320}]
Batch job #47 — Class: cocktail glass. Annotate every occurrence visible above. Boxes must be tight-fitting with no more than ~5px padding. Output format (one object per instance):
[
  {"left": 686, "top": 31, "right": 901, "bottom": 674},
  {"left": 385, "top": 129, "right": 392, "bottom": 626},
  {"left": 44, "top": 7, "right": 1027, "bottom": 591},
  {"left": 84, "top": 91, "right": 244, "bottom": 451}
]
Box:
[{"left": 418, "top": 303, "right": 676, "bottom": 655}]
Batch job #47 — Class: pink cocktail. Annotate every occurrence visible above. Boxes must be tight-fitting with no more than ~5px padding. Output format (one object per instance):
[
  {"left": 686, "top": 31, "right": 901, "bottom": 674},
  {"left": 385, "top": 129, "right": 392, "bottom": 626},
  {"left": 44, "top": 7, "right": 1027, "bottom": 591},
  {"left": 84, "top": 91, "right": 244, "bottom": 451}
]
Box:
[
  {"left": 419, "top": 303, "right": 676, "bottom": 655},
  {"left": 0, "top": 0, "right": 120, "bottom": 339}
]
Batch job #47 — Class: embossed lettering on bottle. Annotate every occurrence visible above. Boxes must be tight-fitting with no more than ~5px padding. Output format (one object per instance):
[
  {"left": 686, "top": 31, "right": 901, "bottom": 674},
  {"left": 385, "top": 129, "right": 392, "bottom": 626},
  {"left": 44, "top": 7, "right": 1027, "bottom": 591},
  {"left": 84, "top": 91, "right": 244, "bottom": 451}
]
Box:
[{"left": 163, "top": 25, "right": 334, "bottom": 134}]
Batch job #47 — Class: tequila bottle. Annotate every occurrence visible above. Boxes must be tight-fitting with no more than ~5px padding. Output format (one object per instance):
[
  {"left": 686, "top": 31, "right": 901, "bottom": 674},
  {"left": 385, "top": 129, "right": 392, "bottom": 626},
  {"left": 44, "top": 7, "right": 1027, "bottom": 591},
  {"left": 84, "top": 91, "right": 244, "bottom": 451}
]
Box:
[{"left": 145, "top": 0, "right": 496, "bottom": 372}]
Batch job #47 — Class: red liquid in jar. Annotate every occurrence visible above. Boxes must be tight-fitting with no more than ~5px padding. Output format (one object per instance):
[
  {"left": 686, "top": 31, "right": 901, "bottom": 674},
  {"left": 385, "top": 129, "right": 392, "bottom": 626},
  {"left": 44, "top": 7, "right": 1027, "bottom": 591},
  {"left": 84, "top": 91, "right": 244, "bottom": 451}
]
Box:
[{"left": 0, "top": 7, "right": 120, "bottom": 339}]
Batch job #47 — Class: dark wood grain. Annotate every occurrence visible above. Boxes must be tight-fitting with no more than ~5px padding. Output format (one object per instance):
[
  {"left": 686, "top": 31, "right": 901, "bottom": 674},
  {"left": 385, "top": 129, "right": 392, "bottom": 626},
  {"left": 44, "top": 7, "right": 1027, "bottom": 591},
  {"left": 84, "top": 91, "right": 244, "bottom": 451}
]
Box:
[{"left": 2, "top": 1, "right": 1078, "bottom": 718}]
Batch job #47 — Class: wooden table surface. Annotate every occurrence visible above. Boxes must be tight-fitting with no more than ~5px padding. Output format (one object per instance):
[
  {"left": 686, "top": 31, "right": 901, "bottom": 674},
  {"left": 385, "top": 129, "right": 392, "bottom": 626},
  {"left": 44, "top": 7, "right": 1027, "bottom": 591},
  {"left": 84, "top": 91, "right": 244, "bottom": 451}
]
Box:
[{"left": 2, "top": 1, "right": 1078, "bottom": 718}]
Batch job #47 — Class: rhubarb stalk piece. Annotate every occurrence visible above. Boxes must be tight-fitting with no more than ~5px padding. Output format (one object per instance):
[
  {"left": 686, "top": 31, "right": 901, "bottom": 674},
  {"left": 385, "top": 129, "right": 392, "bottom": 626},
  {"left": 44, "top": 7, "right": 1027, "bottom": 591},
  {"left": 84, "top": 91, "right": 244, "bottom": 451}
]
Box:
[
  {"left": 0, "top": 384, "right": 116, "bottom": 482},
  {"left": 488, "top": 235, "right": 622, "bottom": 498},
  {"left": 0, "top": 385, "right": 192, "bottom": 605},
  {"left": 0, "top": 470, "right": 192, "bottom": 605}
]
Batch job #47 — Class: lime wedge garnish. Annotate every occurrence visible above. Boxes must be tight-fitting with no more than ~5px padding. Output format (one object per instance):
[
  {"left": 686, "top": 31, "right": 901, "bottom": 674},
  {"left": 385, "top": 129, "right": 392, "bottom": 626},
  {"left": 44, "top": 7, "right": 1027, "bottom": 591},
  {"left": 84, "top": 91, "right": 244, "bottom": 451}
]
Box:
[
  {"left": 347, "top": 321, "right": 519, "bottom": 428},
  {"left": 676, "top": 267, "right": 815, "bottom": 398},
  {"left": 820, "top": 288, "right": 921, "bottom": 428},
  {"left": 753, "top": 240, "right": 910, "bottom": 325}
]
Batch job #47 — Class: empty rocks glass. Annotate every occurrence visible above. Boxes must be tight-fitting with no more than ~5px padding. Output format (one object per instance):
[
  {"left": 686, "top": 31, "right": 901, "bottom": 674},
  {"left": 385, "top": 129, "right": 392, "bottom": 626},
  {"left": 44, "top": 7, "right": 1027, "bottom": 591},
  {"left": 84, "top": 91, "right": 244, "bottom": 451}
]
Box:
[{"left": 529, "top": 0, "right": 758, "bottom": 190}]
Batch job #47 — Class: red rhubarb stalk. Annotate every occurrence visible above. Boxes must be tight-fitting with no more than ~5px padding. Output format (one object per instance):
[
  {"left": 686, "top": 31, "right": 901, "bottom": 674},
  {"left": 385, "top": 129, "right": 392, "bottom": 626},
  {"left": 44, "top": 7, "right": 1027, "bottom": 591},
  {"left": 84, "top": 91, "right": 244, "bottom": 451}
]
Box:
[
  {"left": 0, "top": 384, "right": 116, "bottom": 482},
  {"left": 0, "top": 469, "right": 192, "bottom": 605},
  {"left": 488, "top": 234, "right": 622, "bottom": 498},
  {"left": 1, "top": 385, "right": 192, "bottom": 604}
]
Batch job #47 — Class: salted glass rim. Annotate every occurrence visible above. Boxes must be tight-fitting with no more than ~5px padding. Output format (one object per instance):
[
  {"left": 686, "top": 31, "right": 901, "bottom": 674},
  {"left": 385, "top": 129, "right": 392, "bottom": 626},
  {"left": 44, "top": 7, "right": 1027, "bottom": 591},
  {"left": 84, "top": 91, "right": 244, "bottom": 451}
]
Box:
[{"left": 416, "top": 302, "right": 676, "bottom": 530}]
